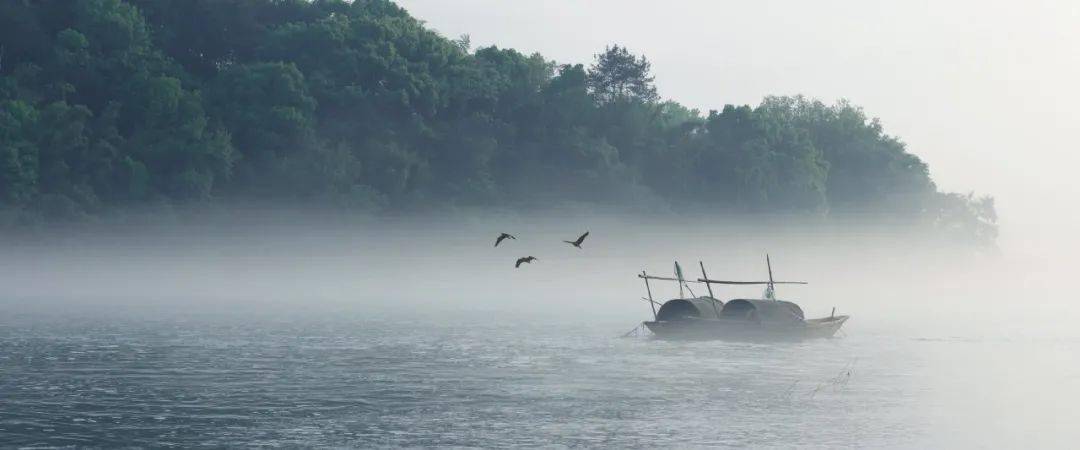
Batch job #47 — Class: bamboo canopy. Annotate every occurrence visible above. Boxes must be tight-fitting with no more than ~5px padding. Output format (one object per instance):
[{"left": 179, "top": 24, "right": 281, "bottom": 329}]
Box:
[
  {"left": 720, "top": 299, "right": 805, "bottom": 322},
  {"left": 655, "top": 297, "right": 725, "bottom": 321}
]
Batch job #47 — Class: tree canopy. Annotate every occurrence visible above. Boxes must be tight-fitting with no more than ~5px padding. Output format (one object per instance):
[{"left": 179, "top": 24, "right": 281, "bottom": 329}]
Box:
[
  {"left": 0, "top": 0, "right": 996, "bottom": 244},
  {"left": 587, "top": 45, "right": 659, "bottom": 105}
]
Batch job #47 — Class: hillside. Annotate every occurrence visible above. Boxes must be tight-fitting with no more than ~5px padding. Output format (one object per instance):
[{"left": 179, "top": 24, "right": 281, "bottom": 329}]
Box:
[{"left": 0, "top": 0, "right": 996, "bottom": 243}]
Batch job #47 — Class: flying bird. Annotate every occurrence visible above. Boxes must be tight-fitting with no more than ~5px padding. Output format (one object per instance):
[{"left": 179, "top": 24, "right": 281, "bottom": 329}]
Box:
[
  {"left": 494, "top": 233, "right": 517, "bottom": 247},
  {"left": 515, "top": 256, "right": 537, "bottom": 268},
  {"left": 563, "top": 231, "right": 589, "bottom": 249}
]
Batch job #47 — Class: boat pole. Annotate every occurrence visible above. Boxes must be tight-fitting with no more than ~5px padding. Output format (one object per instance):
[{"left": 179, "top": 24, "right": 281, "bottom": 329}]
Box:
[
  {"left": 642, "top": 270, "right": 657, "bottom": 321},
  {"left": 700, "top": 261, "right": 721, "bottom": 319},
  {"left": 674, "top": 262, "right": 685, "bottom": 299},
  {"left": 766, "top": 254, "right": 776, "bottom": 301}
]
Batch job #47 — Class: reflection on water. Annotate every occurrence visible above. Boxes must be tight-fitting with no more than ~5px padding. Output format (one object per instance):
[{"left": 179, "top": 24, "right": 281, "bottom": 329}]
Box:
[{"left": 1, "top": 310, "right": 1075, "bottom": 448}]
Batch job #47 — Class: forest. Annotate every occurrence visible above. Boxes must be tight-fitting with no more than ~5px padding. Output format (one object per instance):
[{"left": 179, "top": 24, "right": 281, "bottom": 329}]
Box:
[{"left": 0, "top": 0, "right": 996, "bottom": 243}]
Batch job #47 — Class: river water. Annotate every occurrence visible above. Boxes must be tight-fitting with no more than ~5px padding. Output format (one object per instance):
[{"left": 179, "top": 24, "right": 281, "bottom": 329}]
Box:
[
  {"left": 1, "top": 217, "right": 1078, "bottom": 447},
  {"left": 1, "top": 307, "right": 1076, "bottom": 448}
]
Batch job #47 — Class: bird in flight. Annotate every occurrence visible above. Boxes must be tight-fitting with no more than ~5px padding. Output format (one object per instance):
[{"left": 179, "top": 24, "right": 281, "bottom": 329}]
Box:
[
  {"left": 515, "top": 256, "right": 537, "bottom": 268},
  {"left": 494, "top": 233, "right": 516, "bottom": 247},
  {"left": 563, "top": 231, "right": 589, "bottom": 249}
]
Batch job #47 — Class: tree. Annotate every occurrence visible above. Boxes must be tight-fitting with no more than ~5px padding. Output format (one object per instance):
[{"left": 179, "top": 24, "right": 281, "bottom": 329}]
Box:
[
  {"left": 586, "top": 45, "right": 658, "bottom": 104},
  {"left": 0, "top": 99, "right": 40, "bottom": 205},
  {"left": 0, "top": 0, "right": 996, "bottom": 245},
  {"left": 209, "top": 61, "right": 316, "bottom": 194}
]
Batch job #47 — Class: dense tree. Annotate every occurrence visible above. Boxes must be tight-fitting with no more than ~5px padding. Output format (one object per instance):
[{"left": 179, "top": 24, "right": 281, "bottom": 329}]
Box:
[
  {"left": 208, "top": 61, "right": 316, "bottom": 194},
  {"left": 586, "top": 45, "right": 658, "bottom": 104},
  {"left": 0, "top": 0, "right": 997, "bottom": 243}
]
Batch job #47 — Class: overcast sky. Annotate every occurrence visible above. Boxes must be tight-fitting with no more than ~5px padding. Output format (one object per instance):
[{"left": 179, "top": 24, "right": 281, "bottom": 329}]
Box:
[{"left": 396, "top": 0, "right": 1080, "bottom": 248}]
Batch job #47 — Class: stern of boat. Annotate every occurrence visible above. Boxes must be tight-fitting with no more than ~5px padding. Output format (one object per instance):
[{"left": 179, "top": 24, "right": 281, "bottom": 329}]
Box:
[{"left": 804, "top": 315, "right": 849, "bottom": 338}]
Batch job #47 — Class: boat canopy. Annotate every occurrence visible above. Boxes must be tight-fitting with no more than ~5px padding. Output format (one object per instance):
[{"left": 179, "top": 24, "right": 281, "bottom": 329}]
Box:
[
  {"left": 720, "top": 299, "right": 804, "bottom": 322},
  {"left": 655, "top": 297, "right": 724, "bottom": 321}
]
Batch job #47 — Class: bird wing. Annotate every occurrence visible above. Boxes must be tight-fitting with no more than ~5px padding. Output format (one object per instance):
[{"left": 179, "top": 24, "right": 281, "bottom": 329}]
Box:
[
  {"left": 576, "top": 231, "right": 589, "bottom": 245},
  {"left": 495, "top": 235, "right": 507, "bottom": 247},
  {"left": 515, "top": 258, "right": 524, "bottom": 267}
]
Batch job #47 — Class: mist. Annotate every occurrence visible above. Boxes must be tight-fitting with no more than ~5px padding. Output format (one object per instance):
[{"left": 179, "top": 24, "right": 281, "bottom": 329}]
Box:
[
  {"left": 2, "top": 211, "right": 1077, "bottom": 447},
  {"left": 0, "top": 211, "right": 1068, "bottom": 327},
  {"left": 2, "top": 212, "right": 1077, "bottom": 446},
  {"left": 3, "top": 0, "right": 1078, "bottom": 446},
  {"left": 398, "top": 0, "right": 1080, "bottom": 254}
]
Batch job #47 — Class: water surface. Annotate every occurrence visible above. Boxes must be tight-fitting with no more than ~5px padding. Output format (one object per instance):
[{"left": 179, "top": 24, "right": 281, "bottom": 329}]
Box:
[{"left": 2, "top": 309, "right": 1075, "bottom": 448}]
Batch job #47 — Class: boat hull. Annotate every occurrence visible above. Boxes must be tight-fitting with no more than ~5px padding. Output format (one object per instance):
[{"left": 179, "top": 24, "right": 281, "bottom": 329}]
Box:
[{"left": 644, "top": 315, "right": 848, "bottom": 341}]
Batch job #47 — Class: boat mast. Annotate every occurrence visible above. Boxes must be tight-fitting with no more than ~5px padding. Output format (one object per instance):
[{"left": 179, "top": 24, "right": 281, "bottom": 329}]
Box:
[
  {"left": 674, "top": 262, "right": 685, "bottom": 299},
  {"left": 642, "top": 270, "right": 657, "bottom": 321},
  {"left": 699, "top": 261, "right": 721, "bottom": 319},
  {"left": 765, "top": 254, "right": 776, "bottom": 301}
]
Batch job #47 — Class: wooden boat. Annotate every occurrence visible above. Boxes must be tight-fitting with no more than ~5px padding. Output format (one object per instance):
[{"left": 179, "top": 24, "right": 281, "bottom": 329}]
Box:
[{"left": 637, "top": 257, "right": 849, "bottom": 341}]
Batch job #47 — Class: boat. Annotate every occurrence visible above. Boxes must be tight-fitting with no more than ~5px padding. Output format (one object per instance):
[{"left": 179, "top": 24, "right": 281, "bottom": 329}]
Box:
[{"left": 637, "top": 257, "right": 849, "bottom": 341}]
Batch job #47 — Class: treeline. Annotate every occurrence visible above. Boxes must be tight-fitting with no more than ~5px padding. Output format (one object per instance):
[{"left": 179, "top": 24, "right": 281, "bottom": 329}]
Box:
[{"left": 0, "top": 0, "right": 996, "bottom": 243}]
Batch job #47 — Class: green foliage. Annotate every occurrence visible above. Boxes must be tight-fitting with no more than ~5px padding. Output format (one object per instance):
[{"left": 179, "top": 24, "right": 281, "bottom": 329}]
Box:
[
  {"left": 586, "top": 45, "right": 658, "bottom": 104},
  {"left": 0, "top": 99, "right": 40, "bottom": 204},
  {"left": 932, "top": 192, "right": 998, "bottom": 246},
  {"left": 0, "top": 0, "right": 996, "bottom": 243},
  {"left": 209, "top": 61, "right": 316, "bottom": 193}
]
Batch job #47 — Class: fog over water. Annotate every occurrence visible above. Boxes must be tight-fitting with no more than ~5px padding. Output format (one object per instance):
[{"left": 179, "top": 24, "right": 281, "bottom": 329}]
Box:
[
  {"left": 1, "top": 212, "right": 1077, "bottom": 447},
  {"left": 396, "top": 0, "right": 1080, "bottom": 296},
  {"left": 3, "top": 0, "right": 1078, "bottom": 446},
  {"left": 0, "top": 212, "right": 1071, "bottom": 325}
]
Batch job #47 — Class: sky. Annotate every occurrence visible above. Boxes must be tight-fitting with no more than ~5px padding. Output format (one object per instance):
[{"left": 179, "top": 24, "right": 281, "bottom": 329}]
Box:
[{"left": 395, "top": 0, "right": 1080, "bottom": 251}]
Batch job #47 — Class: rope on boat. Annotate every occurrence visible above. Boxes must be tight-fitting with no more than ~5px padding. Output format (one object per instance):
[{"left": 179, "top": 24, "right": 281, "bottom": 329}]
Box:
[{"left": 621, "top": 322, "right": 648, "bottom": 338}]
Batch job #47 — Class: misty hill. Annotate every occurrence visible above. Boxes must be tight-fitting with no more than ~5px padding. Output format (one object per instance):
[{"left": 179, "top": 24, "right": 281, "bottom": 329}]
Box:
[{"left": 0, "top": 0, "right": 996, "bottom": 243}]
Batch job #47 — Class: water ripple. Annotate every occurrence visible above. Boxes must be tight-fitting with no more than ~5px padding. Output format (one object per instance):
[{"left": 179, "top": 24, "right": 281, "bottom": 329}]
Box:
[{"left": 0, "top": 313, "right": 951, "bottom": 447}]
